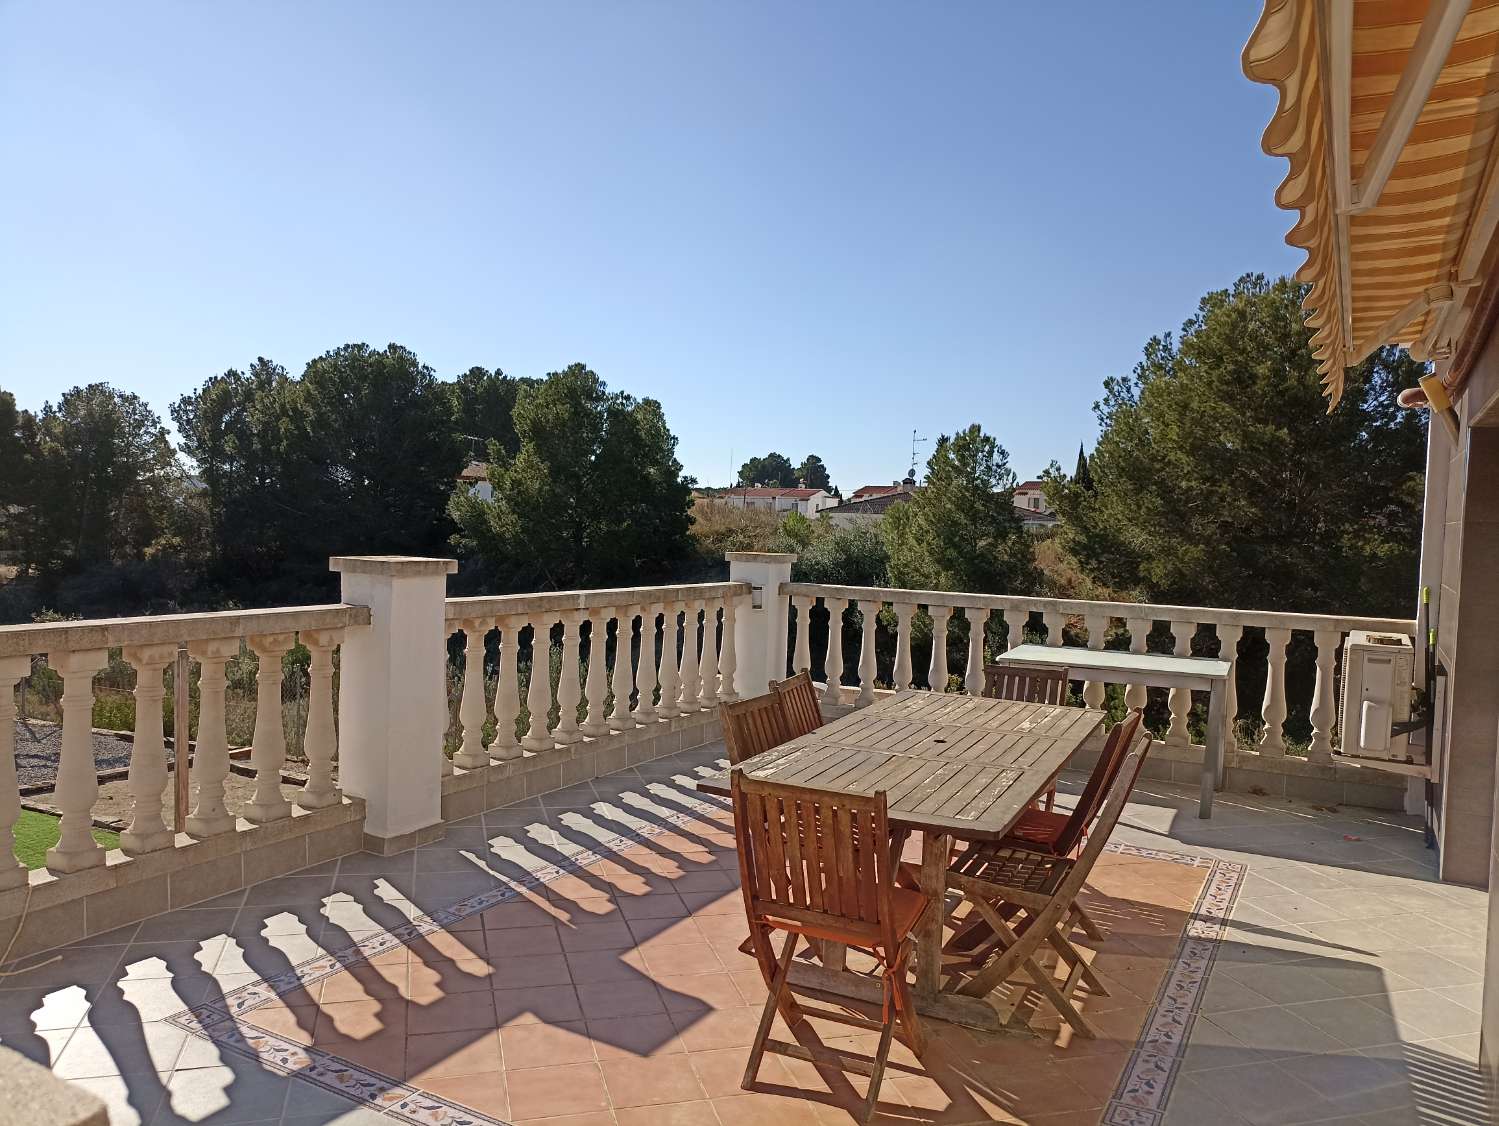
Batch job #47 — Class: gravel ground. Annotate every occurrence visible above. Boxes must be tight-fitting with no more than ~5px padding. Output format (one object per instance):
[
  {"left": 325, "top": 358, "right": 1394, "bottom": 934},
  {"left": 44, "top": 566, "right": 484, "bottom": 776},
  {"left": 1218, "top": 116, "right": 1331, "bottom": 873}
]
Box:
[{"left": 13, "top": 720, "right": 169, "bottom": 789}]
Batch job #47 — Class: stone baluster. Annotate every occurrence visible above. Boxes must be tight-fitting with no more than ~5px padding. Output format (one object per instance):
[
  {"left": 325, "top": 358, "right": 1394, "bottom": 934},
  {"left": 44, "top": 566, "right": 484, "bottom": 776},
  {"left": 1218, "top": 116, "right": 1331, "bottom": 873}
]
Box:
[
  {"left": 554, "top": 613, "right": 583, "bottom": 744},
  {"left": 298, "top": 629, "right": 342, "bottom": 808},
  {"left": 678, "top": 602, "right": 702, "bottom": 712},
  {"left": 1166, "top": 623, "right": 1195, "bottom": 747},
  {"left": 633, "top": 607, "right": 661, "bottom": 724},
  {"left": 1308, "top": 628, "right": 1339, "bottom": 765},
  {"left": 1003, "top": 608, "right": 1028, "bottom": 651},
  {"left": 965, "top": 607, "right": 987, "bottom": 694},
  {"left": 490, "top": 616, "right": 522, "bottom": 760},
  {"left": 1124, "top": 618, "right": 1151, "bottom": 713},
  {"left": 121, "top": 642, "right": 179, "bottom": 855},
  {"left": 1082, "top": 613, "right": 1108, "bottom": 710},
  {"left": 1259, "top": 626, "right": 1291, "bottom": 756},
  {"left": 718, "top": 596, "right": 740, "bottom": 702},
  {"left": 791, "top": 594, "right": 813, "bottom": 676},
  {"left": 244, "top": 633, "right": 293, "bottom": 824},
  {"left": 823, "top": 598, "right": 845, "bottom": 704},
  {"left": 454, "top": 619, "right": 492, "bottom": 769},
  {"left": 45, "top": 649, "right": 110, "bottom": 872},
  {"left": 0, "top": 656, "right": 32, "bottom": 888},
  {"left": 610, "top": 610, "right": 639, "bottom": 730},
  {"left": 522, "top": 618, "right": 555, "bottom": 752},
  {"left": 858, "top": 597, "right": 880, "bottom": 706},
  {"left": 657, "top": 604, "right": 682, "bottom": 718},
  {"left": 185, "top": 639, "right": 237, "bottom": 837},
  {"left": 892, "top": 602, "right": 916, "bottom": 690},
  {"left": 581, "top": 610, "right": 611, "bottom": 736},
  {"left": 928, "top": 605, "right": 952, "bottom": 692},
  {"left": 1217, "top": 624, "right": 1243, "bottom": 752},
  {"left": 697, "top": 602, "right": 720, "bottom": 709},
  {"left": 1042, "top": 610, "right": 1066, "bottom": 651}
]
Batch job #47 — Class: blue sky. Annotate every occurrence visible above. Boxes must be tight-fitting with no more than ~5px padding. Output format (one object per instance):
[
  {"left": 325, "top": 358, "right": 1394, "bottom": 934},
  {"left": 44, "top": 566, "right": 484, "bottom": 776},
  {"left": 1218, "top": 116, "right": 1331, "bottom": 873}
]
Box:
[{"left": 0, "top": 1, "right": 1301, "bottom": 492}]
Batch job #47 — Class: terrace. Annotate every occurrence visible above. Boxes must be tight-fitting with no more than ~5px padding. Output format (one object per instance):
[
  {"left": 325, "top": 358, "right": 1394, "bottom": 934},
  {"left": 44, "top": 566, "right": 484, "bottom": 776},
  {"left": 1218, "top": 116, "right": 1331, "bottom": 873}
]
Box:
[{"left": 0, "top": 553, "right": 1486, "bottom": 1125}]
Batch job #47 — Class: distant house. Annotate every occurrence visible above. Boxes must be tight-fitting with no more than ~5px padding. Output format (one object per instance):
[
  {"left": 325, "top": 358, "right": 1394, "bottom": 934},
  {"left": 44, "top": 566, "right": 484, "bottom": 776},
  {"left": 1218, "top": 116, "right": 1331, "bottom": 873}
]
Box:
[
  {"left": 1014, "top": 504, "right": 1058, "bottom": 532},
  {"left": 1013, "top": 480, "right": 1052, "bottom": 515},
  {"left": 826, "top": 479, "right": 918, "bottom": 529},
  {"left": 721, "top": 487, "right": 838, "bottom": 517},
  {"left": 459, "top": 461, "right": 493, "bottom": 501}
]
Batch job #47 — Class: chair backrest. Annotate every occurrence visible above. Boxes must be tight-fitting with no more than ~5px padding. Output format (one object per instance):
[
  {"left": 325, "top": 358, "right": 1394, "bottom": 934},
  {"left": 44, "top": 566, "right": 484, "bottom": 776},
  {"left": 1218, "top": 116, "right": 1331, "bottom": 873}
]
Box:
[
  {"left": 771, "top": 670, "right": 823, "bottom": 739},
  {"left": 720, "top": 692, "right": 793, "bottom": 765},
  {"left": 1051, "top": 708, "right": 1145, "bottom": 856},
  {"left": 731, "top": 772, "right": 900, "bottom": 951},
  {"left": 983, "top": 660, "right": 1071, "bottom": 706}
]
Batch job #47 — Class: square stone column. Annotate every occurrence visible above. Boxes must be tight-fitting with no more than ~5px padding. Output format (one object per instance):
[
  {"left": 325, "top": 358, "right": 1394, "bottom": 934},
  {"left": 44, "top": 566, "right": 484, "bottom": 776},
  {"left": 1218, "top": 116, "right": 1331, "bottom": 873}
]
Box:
[
  {"left": 726, "top": 552, "right": 796, "bottom": 698},
  {"left": 331, "top": 555, "right": 457, "bottom": 853}
]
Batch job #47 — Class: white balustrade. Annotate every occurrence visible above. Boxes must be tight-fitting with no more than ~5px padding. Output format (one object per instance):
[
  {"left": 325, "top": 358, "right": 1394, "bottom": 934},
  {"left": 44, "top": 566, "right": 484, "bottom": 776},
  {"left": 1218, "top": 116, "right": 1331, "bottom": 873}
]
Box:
[
  {"left": 633, "top": 608, "right": 660, "bottom": 724},
  {"left": 823, "top": 597, "right": 846, "bottom": 703},
  {"left": 298, "top": 629, "right": 343, "bottom": 808},
  {"left": 454, "top": 619, "right": 492, "bottom": 769},
  {"left": 522, "top": 618, "right": 555, "bottom": 752},
  {"left": 964, "top": 607, "right": 986, "bottom": 694},
  {"left": 697, "top": 602, "right": 720, "bottom": 709},
  {"left": 928, "top": 604, "right": 952, "bottom": 692},
  {"left": 581, "top": 611, "right": 610, "bottom": 736},
  {"left": 678, "top": 603, "right": 701, "bottom": 712},
  {"left": 1003, "top": 607, "right": 1027, "bottom": 651},
  {"left": 657, "top": 605, "right": 682, "bottom": 719},
  {"left": 1042, "top": 610, "right": 1065, "bottom": 650},
  {"left": 185, "top": 638, "right": 239, "bottom": 836},
  {"left": 1309, "top": 628, "right": 1339, "bottom": 765},
  {"left": 1166, "top": 622, "right": 1195, "bottom": 748},
  {"left": 1124, "top": 617, "right": 1151, "bottom": 712},
  {"left": 1082, "top": 613, "right": 1108, "bottom": 710},
  {"left": 858, "top": 597, "right": 879, "bottom": 706},
  {"left": 791, "top": 594, "right": 813, "bottom": 677},
  {"left": 1260, "top": 626, "right": 1291, "bottom": 756},
  {"left": 718, "top": 595, "right": 740, "bottom": 703},
  {"left": 611, "top": 610, "right": 638, "bottom": 730},
  {"left": 491, "top": 616, "right": 522, "bottom": 760},
  {"left": 244, "top": 632, "right": 294, "bottom": 823},
  {"left": 892, "top": 602, "right": 915, "bottom": 690},
  {"left": 554, "top": 613, "right": 582, "bottom": 744},
  {"left": 1217, "top": 624, "right": 1243, "bottom": 751},
  {"left": 0, "top": 656, "right": 30, "bottom": 888},
  {"left": 46, "top": 648, "right": 109, "bottom": 873},
  {"left": 121, "top": 642, "right": 178, "bottom": 855}
]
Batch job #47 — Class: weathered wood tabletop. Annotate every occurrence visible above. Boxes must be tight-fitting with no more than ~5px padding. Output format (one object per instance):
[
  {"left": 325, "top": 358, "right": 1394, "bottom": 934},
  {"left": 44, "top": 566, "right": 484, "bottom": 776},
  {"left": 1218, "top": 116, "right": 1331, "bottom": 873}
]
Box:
[{"left": 697, "top": 689, "right": 1107, "bottom": 1031}]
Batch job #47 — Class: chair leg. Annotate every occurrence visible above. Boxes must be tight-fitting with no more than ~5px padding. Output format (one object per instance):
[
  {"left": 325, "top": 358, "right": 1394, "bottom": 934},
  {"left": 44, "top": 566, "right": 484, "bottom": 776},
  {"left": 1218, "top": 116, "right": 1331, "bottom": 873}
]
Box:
[
  {"left": 891, "top": 963, "right": 925, "bottom": 1057},
  {"left": 860, "top": 1006, "right": 898, "bottom": 1124},
  {"left": 1042, "top": 786, "right": 1056, "bottom": 812},
  {"left": 1072, "top": 902, "right": 1106, "bottom": 942},
  {"left": 1044, "top": 928, "right": 1108, "bottom": 997},
  {"left": 742, "top": 931, "right": 801, "bottom": 1090}
]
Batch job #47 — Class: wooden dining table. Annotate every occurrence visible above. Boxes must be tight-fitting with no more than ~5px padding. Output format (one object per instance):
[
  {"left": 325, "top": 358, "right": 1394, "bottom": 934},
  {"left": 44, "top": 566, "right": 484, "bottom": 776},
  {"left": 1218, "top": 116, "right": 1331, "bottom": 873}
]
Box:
[{"left": 696, "top": 689, "right": 1106, "bottom": 1031}]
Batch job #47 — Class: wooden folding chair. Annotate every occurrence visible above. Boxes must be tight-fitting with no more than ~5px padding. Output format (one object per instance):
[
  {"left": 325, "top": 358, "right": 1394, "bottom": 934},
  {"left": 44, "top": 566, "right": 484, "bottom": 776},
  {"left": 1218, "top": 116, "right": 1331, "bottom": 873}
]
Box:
[
  {"left": 720, "top": 691, "right": 793, "bottom": 765},
  {"left": 770, "top": 669, "right": 824, "bottom": 739},
  {"left": 732, "top": 774, "right": 927, "bottom": 1122},
  {"left": 983, "top": 659, "right": 1073, "bottom": 811},
  {"left": 942, "top": 742, "right": 1149, "bottom": 1038}
]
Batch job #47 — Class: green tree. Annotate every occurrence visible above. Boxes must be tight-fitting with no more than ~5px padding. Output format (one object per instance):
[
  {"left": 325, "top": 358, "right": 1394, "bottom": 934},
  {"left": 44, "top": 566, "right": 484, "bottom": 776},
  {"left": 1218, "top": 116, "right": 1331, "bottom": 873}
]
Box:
[
  {"left": 797, "top": 454, "right": 832, "bottom": 491},
  {"left": 15, "top": 384, "right": 182, "bottom": 571},
  {"left": 1047, "top": 273, "right": 1425, "bottom": 616},
  {"left": 1072, "top": 442, "right": 1094, "bottom": 491},
  {"left": 0, "top": 391, "right": 31, "bottom": 549},
  {"left": 448, "top": 366, "right": 535, "bottom": 464},
  {"left": 452, "top": 364, "right": 694, "bottom": 588},
  {"left": 737, "top": 452, "right": 796, "bottom": 487},
  {"left": 883, "top": 424, "right": 1035, "bottom": 593}
]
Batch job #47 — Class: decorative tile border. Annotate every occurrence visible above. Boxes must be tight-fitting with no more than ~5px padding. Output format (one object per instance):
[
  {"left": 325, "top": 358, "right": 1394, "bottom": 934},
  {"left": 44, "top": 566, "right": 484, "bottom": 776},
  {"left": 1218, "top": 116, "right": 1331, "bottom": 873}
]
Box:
[
  {"left": 167, "top": 797, "right": 1243, "bottom": 1126},
  {"left": 1101, "top": 846, "right": 1247, "bottom": 1126}
]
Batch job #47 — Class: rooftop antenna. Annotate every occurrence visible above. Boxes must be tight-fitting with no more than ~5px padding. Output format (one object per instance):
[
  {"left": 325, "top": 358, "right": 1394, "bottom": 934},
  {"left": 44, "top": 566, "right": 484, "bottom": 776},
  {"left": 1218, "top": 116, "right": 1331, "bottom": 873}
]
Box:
[{"left": 908, "top": 429, "right": 927, "bottom": 481}]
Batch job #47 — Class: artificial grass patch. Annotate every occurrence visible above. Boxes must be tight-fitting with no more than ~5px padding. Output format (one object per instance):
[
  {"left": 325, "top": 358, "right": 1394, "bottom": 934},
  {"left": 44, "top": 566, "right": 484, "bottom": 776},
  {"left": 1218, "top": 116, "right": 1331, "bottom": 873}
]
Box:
[{"left": 12, "top": 809, "right": 120, "bottom": 869}]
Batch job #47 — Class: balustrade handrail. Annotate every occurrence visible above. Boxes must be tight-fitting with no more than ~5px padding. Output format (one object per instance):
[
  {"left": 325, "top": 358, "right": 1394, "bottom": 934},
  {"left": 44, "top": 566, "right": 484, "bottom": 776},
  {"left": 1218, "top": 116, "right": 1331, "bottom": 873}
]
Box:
[
  {"left": 0, "top": 603, "right": 372, "bottom": 658},
  {"left": 444, "top": 581, "right": 752, "bottom": 620},
  {"left": 781, "top": 582, "right": 1415, "bottom": 636}
]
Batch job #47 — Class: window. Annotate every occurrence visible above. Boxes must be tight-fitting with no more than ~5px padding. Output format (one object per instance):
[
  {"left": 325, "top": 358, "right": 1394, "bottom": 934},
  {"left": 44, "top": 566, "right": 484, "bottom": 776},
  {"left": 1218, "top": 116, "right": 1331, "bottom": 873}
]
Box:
[{"left": 1030, "top": 497, "right": 1041, "bottom": 509}]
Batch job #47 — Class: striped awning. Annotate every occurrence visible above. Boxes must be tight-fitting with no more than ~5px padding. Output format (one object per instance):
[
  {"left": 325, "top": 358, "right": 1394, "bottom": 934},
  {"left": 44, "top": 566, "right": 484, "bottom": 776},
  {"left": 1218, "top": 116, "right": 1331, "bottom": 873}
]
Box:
[{"left": 1244, "top": 0, "right": 1499, "bottom": 405}]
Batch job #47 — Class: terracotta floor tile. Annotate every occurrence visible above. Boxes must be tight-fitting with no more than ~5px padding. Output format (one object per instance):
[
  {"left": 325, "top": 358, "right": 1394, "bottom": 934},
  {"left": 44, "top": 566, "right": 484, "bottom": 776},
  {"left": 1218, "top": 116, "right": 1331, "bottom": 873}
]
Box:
[
  {"left": 406, "top": 990, "right": 498, "bottom": 1035},
  {"left": 417, "top": 928, "right": 490, "bottom": 961},
  {"left": 615, "top": 1100, "right": 716, "bottom": 1126},
  {"left": 419, "top": 1069, "right": 510, "bottom": 1119},
  {"left": 616, "top": 892, "right": 689, "bottom": 921},
  {"left": 494, "top": 984, "right": 585, "bottom": 1026},
  {"left": 565, "top": 947, "right": 650, "bottom": 984},
  {"left": 491, "top": 952, "right": 575, "bottom": 990},
  {"left": 640, "top": 940, "right": 725, "bottom": 979},
  {"left": 514, "top": 1114, "right": 617, "bottom": 1126},
  {"left": 690, "top": 1045, "right": 792, "bottom": 1098},
  {"left": 670, "top": 1005, "right": 766, "bottom": 1051},
  {"left": 481, "top": 899, "right": 563, "bottom": 931},
  {"left": 313, "top": 997, "right": 407, "bottom": 1042},
  {"left": 558, "top": 919, "right": 636, "bottom": 952},
  {"left": 681, "top": 889, "right": 744, "bottom": 916},
  {"left": 654, "top": 971, "right": 747, "bottom": 1013},
  {"left": 505, "top": 1061, "right": 611, "bottom": 1120},
  {"left": 628, "top": 915, "right": 706, "bottom": 948},
  {"left": 242, "top": 999, "right": 318, "bottom": 1045},
  {"left": 405, "top": 1028, "right": 503, "bottom": 1081},
  {"left": 600, "top": 1053, "right": 709, "bottom": 1107},
  {"left": 587, "top": 1013, "right": 685, "bottom": 1059},
  {"left": 320, "top": 1028, "right": 408, "bottom": 1077},
  {"left": 711, "top": 1092, "right": 827, "bottom": 1126},
  {"left": 577, "top": 979, "right": 667, "bottom": 1019},
  {"left": 501, "top": 1019, "right": 595, "bottom": 1069},
  {"left": 317, "top": 963, "right": 407, "bottom": 1003},
  {"left": 406, "top": 957, "right": 498, "bottom": 1001},
  {"left": 545, "top": 874, "right": 618, "bottom": 903}
]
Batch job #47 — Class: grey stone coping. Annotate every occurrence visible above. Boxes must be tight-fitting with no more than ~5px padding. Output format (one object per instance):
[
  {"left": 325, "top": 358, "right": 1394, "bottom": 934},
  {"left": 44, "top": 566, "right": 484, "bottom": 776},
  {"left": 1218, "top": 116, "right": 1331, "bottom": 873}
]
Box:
[
  {"left": 329, "top": 555, "right": 458, "bottom": 576},
  {"left": 0, "top": 1045, "right": 107, "bottom": 1126},
  {"left": 445, "top": 581, "right": 751, "bottom": 620},
  {"left": 0, "top": 604, "right": 371, "bottom": 657}
]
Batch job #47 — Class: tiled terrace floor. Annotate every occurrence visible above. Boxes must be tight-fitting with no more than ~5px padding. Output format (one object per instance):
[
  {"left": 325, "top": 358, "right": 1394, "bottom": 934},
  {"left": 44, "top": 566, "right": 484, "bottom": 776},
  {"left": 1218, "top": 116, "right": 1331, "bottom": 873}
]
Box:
[{"left": 0, "top": 742, "right": 1490, "bottom": 1126}]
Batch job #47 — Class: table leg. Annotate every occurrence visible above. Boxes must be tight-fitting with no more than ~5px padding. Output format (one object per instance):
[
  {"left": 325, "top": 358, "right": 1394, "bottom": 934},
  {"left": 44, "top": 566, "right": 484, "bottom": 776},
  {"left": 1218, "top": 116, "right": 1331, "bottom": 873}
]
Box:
[
  {"left": 1201, "top": 680, "right": 1225, "bottom": 818},
  {"left": 915, "top": 831, "right": 951, "bottom": 999}
]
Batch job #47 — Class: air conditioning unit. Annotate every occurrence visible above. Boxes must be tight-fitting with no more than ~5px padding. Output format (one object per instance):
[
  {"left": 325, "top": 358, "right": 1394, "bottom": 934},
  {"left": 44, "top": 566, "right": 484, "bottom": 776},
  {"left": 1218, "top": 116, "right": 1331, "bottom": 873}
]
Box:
[{"left": 1338, "top": 630, "right": 1415, "bottom": 761}]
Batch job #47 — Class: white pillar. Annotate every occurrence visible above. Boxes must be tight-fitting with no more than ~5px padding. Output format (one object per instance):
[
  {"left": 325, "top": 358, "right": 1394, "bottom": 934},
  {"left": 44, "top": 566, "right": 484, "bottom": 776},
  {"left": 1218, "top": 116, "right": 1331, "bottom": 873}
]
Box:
[
  {"left": 490, "top": 615, "right": 522, "bottom": 760},
  {"left": 633, "top": 606, "right": 660, "bottom": 724},
  {"left": 1124, "top": 617, "right": 1151, "bottom": 713},
  {"left": 965, "top": 607, "right": 987, "bottom": 694},
  {"left": 331, "top": 555, "right": 455, "bottom": 848},
  {"left": 1217, "top": 624, "right": 1243, "bottom": 754},
  {"left": 454, "top": 619, "right": 492, "bottom": 769},
  {"left": 892, "top": 603, "right": 915, "bottom": 690},
  {"left": 726, "top": 552, "right": 796, "bottom": 698},
  {"left": 791, "top": 594, "right": 813, "bottom": 677},
  {"left": 1002, "top": 608, "right": 1028, "bottom": 651},
  {"left": 185, "top": 638, "right": 237, "bottom": 837},
  {"left": 1260, "top": 626, "right": 1291, "bottom": 756},
  {"left": 718, "top": 595, "right": 740, "bottom": 703},
  {"left": 0, "top": 656, "right": 32, "bottom": 888},
  {"left": 45, "top": 648, "right": 109, "bottom": 873},
  {"left": 120, "top": 642, "right": 178, "bottom": 855},
  {"left": 554, "top": 612, "right": 583, "bottom": 744},
  {"left": 1166, "top": 622, "right": 1194, "bottom": 747},
  {"left": 928, "top": 605, "right": 952, "bottom": 692},
  {"left": 823, "top": 598, "right": 845, "bottom": 704},
  {"left": 1042, "top": 610, "right": 1065, "bottom": 650},
  {"left": 610, "top": 610, "right": 638, "bottom": 730},
  {"left": 522, "top": 616, "right": 555, "bottom": 751},
  {"left": 1309, "top": 628, "right": 1339, "bottom": 765},
  {"left": 298, "top": 629, "right": 343, "bottom": 808},
  {"left": 697, "top": 602, "right": 720, "bottom": 708},
  {"left": 1082, "top": 613, "right": 1108, "bottom": 710},
  {"left": 677, "top": 603, "right": 701, "bottom": 712},
  {"left": 657, "top": 604, "right": 682, "bottom": 718},
  {"left": 243, "top": 632, "right": 294, "bottom": 824},
  {"left": 857, "top": 597, "right": 880, "bottom": 706},
  {"left": 581, "top": 610, "right": 611, "bottom": 736}
]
